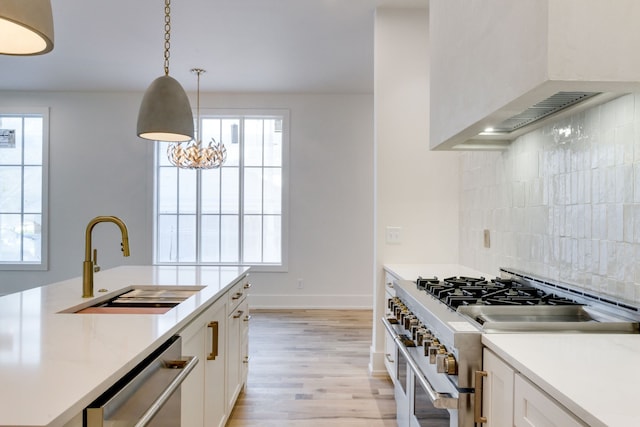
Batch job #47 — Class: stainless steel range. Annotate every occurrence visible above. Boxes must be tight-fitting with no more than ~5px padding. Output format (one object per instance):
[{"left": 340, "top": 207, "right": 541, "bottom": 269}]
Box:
[{"left": 382, "top": 268, "right": 640, "bottom": 427}]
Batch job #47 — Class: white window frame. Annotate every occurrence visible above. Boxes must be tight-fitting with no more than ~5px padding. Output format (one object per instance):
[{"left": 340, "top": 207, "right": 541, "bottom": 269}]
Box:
[
  {"left": 0, "top": 107, "right": 49, "bottom": 271},
  {"left": 153, "top": 108, "right": 289, "bottom": 272}
]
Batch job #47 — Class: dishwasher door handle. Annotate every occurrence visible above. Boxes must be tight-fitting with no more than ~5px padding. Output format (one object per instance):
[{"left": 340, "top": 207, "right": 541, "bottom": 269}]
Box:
[{"left": 134, "top": 355, "right": 199, "bottom": 427}]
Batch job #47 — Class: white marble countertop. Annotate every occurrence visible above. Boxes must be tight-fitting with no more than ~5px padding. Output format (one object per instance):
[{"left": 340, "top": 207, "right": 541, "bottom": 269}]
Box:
[
  {"left": 384, "top": 263, "right": 494, "bottom": 281},
  {"left": 0, "top": 265, "right": 249, "bottom": 427},
  {"left": 483, "top": 333, "right": 640, "bottom": 427}
]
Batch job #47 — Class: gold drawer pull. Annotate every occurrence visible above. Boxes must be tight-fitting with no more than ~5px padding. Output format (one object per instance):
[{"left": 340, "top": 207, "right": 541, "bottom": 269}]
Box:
[
  {"left": 474, "top": 370, "right": 488, "bottom": 424},
  {"left": 207, "top": 321, "right": 219, "bottom": 360},
  {"left": 243, "top": 356, "right": 249, "bottom": 364},
  {"left": 232, "top": 291, "right": 243, "bottom": 300},
  {"left": 243, "top": 314, "right": 251, "bottom": 322},
  {"left": 243, "top": 282, "right": 252, "bottom": 289},
  {"left": 385, "top": 353, "right": 394, "bottom": 363},
  {"left": 233, "top": 310, "right": 244, "bottom": 319}
]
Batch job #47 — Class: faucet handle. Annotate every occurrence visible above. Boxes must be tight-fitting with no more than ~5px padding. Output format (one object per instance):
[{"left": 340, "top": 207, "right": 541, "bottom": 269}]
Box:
[{"left": 93, "top": 249, "right": 101, "bottom": 273}]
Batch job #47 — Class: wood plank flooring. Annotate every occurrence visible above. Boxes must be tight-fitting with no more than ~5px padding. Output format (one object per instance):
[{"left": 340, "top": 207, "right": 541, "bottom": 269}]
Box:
[{"left": 226, "top": 309, "right": 396, "bottom": 427}]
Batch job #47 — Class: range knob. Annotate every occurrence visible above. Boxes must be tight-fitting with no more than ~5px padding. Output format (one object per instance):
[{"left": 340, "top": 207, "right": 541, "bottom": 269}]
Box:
[
  {"left": 411, "top": 324, "right": 424, "bottom": 341},
  {"left": 423, "top": 337, "right": 438, "bottom": 357},
  {"left": 415, "top": 328, "right": 427, "bottom": 346},
  {"left": 404, "top": 315, "right": 418, "bottom": 330},
  {"left": 436, "top": 352, "right": 457, "bottom": 375},
  {"left": 429, "top": 344, "right": 446, "bottom": 364}
]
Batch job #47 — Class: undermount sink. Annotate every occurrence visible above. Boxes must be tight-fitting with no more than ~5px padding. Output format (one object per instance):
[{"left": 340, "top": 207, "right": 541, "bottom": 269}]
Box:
[
  {"left": 457, "top": 304, "right": 640, "bottom": 333},
  {"left": 61, "top": 285, "right": 205, "bottom": 314}
]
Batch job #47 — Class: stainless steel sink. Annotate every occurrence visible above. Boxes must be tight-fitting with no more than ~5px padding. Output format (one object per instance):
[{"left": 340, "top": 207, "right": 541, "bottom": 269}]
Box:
[
  {"left": 457, "top": 305, "right": 640, "bottom": 333},
  {"left": 61, "top": 285, "right": 205, "bottom": 314}
]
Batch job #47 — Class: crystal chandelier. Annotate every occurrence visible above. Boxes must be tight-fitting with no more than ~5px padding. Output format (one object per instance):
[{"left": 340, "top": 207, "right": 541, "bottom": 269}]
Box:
[{"left": 167, "top": 68, "right": 227, "bottom": 169}]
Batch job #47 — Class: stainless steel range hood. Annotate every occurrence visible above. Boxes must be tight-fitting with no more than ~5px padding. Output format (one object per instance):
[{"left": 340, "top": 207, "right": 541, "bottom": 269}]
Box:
[{"left": 429, "top": 0, "right": 640, "bottom": 151}]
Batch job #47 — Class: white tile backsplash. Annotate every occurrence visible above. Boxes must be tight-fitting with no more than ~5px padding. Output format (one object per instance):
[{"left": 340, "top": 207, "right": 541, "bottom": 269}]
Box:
[{"left": 460, "top": 93, "right": 640, "bottom": 304}]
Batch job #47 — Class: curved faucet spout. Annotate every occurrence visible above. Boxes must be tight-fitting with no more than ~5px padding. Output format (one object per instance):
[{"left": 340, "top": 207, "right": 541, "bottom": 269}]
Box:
[{"left": 82, "top": 216, "right": 131, "bottom": 298}]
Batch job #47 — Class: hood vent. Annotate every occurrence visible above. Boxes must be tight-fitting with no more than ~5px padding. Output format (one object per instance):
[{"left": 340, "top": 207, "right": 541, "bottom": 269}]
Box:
[{"left": 490, "top": 92, "right": 601, "bottom": 133}]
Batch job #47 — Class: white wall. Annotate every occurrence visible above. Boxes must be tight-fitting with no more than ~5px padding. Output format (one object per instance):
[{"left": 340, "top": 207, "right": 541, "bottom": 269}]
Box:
[
  {"left": 0, "top": 91, "right": 375, "bottom": 308},
  {"left": 371, "top": 7, "right": 461, "bottom": 374},
  {"left": 460, "top": 93, "right": 640, "bottom": 304}
]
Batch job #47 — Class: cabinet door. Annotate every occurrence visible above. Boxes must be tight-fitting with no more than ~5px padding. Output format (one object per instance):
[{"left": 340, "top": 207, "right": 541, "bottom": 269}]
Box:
[
  {"left": 514, "top": 374, "right": 586, "bottom": 427},
  {"left": 226, "top": 298, "right": 247, "bottom": 411},
  {"left": 204, "top": 301, "right": 227, "bottom": 427},
  {"left": 483, "top": 349, "right": 515, "bottom": 427},
  {"left": 241, "top": 301, "right": 250, "bottom": 386},
  {"left": 383, "top": 326, "right": 397, "bottom": 381}
]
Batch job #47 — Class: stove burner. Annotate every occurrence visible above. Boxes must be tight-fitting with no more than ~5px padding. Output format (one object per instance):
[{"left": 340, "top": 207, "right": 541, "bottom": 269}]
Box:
[{"left": 415, "top": 275, "right": 581, "bottom": 309}]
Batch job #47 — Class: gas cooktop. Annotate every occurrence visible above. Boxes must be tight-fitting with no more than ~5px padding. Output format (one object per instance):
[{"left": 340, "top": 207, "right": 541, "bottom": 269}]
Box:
[{"left": 416, "top": 275, "right": 580, "bottom": 309}]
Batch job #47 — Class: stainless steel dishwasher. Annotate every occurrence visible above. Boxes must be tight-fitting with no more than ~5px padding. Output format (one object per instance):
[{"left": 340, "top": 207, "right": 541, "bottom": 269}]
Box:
[{"left": 84, "top": 335, "right": 198, "bottom": 427}]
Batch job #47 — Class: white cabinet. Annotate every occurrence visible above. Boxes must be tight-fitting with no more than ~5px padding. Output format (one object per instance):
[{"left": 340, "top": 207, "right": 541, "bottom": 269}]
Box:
[
  {"left": 482, "top": 349, "right": 586, "bottom": 427},
  {"left": 180, "top": 275, "right": 250, "bottom": 427},
  {"left": 180, "top": 297, "right": 227, "bottom": 427},
  {"left": 514, "top": 374, "right": 585, "bottom": 427},
  {"left": 482, "top": 348, "right": 515, "bottom": 427},
  {"left": 383, "top": 270, "right": 398, "bottom": 379}
]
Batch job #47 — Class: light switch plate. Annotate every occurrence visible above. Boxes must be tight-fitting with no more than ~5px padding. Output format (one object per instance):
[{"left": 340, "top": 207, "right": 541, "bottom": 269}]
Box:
[{"left": 386, "top": 226, "right": 402, "bottom": 244}]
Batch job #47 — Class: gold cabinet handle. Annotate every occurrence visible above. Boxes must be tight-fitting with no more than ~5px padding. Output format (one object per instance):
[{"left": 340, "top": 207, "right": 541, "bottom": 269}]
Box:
[
  {"left": 385, "top": 353, "right": 394, "bottom": 363},
  {"left": 233, "top": 310, "right": 244, "bottom": 319},
  {"left": 243, "top": 282, "right": 252, "bottom": 289},
  {"left": 474, "top": 370, "right": 488, "bottom": 424},
  {"left": 232, "top": 291, "right": 243, "bottom": 300},
  {"left": 207, "top": 321, "right": 219, "bottom": 360},
  {"left": 243, "top": 356, "right": 249, "bottom": 364}
]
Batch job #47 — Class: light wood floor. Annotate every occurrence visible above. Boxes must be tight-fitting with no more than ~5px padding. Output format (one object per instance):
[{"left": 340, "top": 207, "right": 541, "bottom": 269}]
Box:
[{"left": 226, "top": 309, "right": 396, "bottom": 427}]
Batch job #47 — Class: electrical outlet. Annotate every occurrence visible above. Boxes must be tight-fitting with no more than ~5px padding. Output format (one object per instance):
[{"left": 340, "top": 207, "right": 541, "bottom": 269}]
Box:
[
  {"left": 297, "top": 279, "right": 303, "bottom": 289},
  {"left": 386, "top": 226, "right": 402, "bottom": 244},
  {"left": 483, "top": 229, "right": 490, "bottom": 248}
]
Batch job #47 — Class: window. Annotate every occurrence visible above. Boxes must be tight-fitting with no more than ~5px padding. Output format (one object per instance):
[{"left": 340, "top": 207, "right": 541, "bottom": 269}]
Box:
[
  {"left": 0, "top": 108, "right": 49, "bottom": 270},
  {"left": 154, "top": 110, "right": 288, "bottom": 271}
]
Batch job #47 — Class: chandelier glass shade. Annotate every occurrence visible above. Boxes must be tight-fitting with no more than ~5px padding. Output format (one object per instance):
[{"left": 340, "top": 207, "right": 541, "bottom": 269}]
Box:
[
  {"left": 136, "top": 0, "right": 194, "bottom": 143},
  {"left": 167, "top": 68, "right": 227, "bottom": 169},
  {"left": 0, "top": 0, "right": 54, "bottom": 55}
]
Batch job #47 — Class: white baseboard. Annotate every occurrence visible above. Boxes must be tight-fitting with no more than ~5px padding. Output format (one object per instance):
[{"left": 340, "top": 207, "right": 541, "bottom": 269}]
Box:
[
  {"left": 248, "top": 294, "right": 373, "bottom": 309},
  {"left": 368, "top": 345, "right": 388, "bottom": 376}
]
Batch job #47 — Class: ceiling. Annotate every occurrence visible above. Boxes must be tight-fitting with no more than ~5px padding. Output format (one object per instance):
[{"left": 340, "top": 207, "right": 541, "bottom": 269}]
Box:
[{"left": 0, "top": 0, "right": 427, "bottom": 94}]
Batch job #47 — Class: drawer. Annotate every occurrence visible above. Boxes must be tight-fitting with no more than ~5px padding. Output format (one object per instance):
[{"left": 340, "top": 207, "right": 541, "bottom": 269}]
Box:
[{"left": 227, "top": 276, "right": 250, "bottom": 314}]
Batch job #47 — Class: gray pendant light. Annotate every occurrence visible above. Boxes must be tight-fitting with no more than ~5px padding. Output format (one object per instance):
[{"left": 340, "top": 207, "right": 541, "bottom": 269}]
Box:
[
  {"left": 137, "top": 0, "right": 194, "bottom": 143},
  {"left": 0, "top": 0, "right": 54, "bottom": 55}
]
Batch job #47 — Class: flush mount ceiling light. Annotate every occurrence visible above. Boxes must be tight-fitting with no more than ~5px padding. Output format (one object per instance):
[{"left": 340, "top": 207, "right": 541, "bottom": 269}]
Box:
[
  {"left": 137, "top": 0, "right": 194, "bottom": 143},
  {"left": 167, "top": 68, "right": 227, "bottom": 169},
  {"left": 0, "top": 0, "right": 54, "bottom": 55}
]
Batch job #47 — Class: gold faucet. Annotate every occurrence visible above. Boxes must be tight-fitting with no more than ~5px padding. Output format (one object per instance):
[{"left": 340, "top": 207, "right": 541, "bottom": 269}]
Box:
[{"left": 82, "top": 216, "right": 130, "bottom": 298}]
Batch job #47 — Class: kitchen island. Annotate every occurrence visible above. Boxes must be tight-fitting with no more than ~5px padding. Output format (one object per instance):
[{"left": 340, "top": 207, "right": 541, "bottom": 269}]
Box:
[{"left": 0, "top": 265, "right": 249, "bottom": 427}]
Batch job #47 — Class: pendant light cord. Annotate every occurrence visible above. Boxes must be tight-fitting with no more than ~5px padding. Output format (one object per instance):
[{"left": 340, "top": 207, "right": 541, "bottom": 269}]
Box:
[
  {"left": 191, "top": 68, "right": 206, "bottom": 146},
  {"left": 163, "top": 0, "right": 172, "bottom": 76}
]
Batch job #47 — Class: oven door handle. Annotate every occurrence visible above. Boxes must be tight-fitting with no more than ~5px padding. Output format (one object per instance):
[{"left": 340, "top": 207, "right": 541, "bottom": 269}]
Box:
[{"left": 382, "top": 318, "right": 458, "bottom": 410}]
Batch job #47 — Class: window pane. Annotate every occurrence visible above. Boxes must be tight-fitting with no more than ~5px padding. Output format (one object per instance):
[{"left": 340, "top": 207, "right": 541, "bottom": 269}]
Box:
[
  {"left": 200, "top": 215, "right": 220, "bottom": 262},
  {"left": 263, "top": 215, "right": 281, "bottom": 263},
  {"left": 244, "top": 119, "right": 263, "bottom": 166},
  {"left": 158, "top": 167, "right": 178, "bottom": 214},
  {"left": 244, "top": 167, "right": 262, "bottom": 215},
  {"left": 263, "top": 168, "right": 281, "bottom": 214},
  {"left": 220, "top": 215, "right": 239, "bottom": 262},
  {"left": 0, "top": 166, "right": 21, "bottom": 212},
  {"left": 23, "top": 117, "right": 43, "bottom": 165},
  {"left": 243, "top": 215, "right": 262, "bottom": 263},
  {"left": 263, "top": 119, "right": 282, "bottom": 167},
  {"left": 178, "top": 168, "right": 197, "bottom": 214},
  {"left": 158, "top": 141, "right": 172, "bottom": 167},
  {"left": 22, "top": 214, "right": 41, "bottom": 262},
  {"left": 221, "top": 167, "right": 239, "bottom": 214},
  {"left": 157, "top": 214, "right": 178, "bottom": 262},
  {"left": 0, "top": 117, "right": 22, "bottom": 165},
  {"left": 23, "top": 166, "right": 42, "bottom": 212},
  {"left": 0, "top": 214, "right": 21, "bottom": 261},
  {"left": 201, "top": 168, "right": 220, "bottom": 214},
  {"left": 221, "top": 119, "right": 240, "bottom": 167},
  {"left": 178, "top": 215, "right": 196, "bottom": 262}
]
